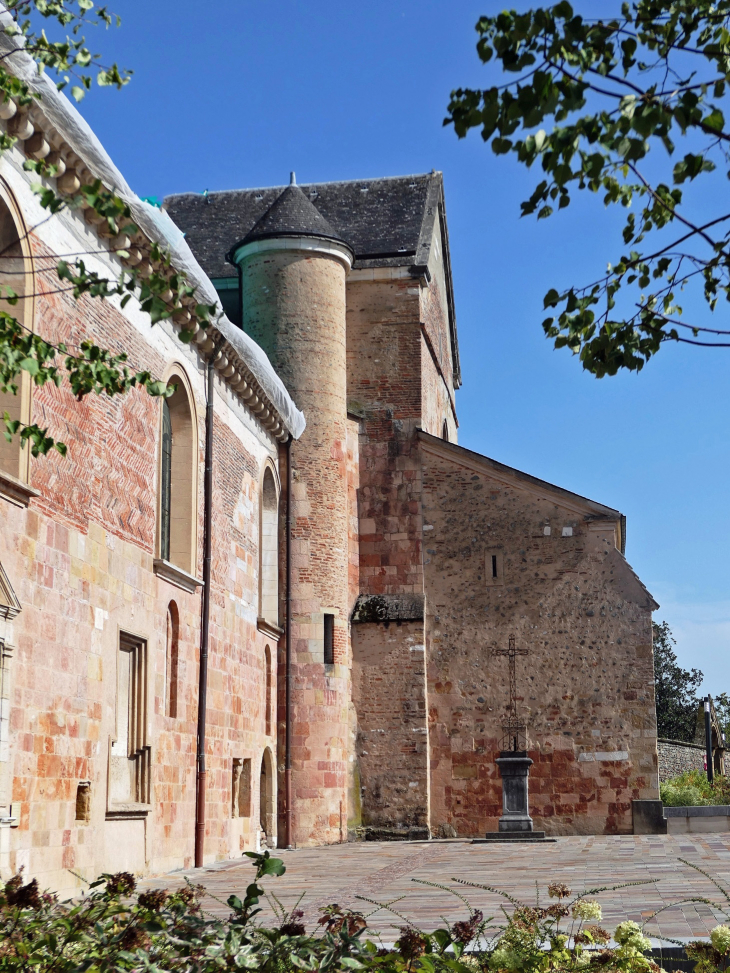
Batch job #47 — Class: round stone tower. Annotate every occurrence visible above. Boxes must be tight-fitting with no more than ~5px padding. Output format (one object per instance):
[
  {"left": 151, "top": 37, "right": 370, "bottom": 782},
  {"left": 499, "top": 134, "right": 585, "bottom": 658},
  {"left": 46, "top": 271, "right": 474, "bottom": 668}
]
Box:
[{"left": 230, "top": 180, "right": 353, "bottom": 846}]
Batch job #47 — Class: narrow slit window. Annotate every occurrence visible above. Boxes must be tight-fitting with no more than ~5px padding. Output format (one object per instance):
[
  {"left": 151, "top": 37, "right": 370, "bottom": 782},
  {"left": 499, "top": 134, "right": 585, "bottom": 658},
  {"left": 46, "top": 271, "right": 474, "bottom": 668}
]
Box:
[
  {"left": 160, "top": 400, "right": 172, "bottom": 562},
  {"left": 324, "top": 614, "right": 334, "bottom": 666},
  {"left": 491, "top": 555, "right": 498, "bottom": 579}
]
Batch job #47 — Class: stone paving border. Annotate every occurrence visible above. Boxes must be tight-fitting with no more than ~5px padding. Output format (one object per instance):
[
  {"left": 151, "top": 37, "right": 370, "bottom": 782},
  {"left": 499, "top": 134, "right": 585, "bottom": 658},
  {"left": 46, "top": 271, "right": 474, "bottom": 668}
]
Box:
[{"left": 146, "top": 834, "right": 730, "bottom": 942}]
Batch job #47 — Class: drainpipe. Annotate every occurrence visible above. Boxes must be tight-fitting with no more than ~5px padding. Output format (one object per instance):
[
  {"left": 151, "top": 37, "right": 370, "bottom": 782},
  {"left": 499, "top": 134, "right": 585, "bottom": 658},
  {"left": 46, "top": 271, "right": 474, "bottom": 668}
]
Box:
[
  {"left": 195, "top": 349, "right": 217, "bottom": 868},
  {"left": 285, "top": 434, "right": 293, "bottom": 848}
]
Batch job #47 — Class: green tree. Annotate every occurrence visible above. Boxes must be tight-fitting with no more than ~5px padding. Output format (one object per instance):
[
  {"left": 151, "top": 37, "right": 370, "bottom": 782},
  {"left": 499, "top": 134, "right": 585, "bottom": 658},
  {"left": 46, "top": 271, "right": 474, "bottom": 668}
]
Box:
[
  {"left": 653, "top": 619, "right": 704, "bottom": 741},
  {"left": 446, "top": 1, "right": 730, "bottom": 376},
  {"left": 0, "top": 1, "right": 216, "bottom": 458}
]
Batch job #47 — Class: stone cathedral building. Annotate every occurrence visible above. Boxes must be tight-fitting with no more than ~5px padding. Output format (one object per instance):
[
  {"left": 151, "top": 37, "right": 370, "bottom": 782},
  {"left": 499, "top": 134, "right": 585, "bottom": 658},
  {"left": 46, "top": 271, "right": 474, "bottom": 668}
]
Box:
[
  {"left": 0, "top": 37, "right": 658, "bottom": 896},
  {"left": 165, "top": 174, "right": 660, "bottom": 847}
]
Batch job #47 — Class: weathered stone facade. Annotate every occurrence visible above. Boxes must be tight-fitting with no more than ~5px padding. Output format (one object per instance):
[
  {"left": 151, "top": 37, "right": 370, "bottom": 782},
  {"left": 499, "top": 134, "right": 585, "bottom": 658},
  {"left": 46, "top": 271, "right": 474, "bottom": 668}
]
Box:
[
  {"left": 0, "top": 90, "right": 662, "bottom": 894},
  {"left": 0, "top": 85, "right": 304, "bottom": 893},
  {"left": 165, "top": 170, "right": 661, "bottom": 845}
]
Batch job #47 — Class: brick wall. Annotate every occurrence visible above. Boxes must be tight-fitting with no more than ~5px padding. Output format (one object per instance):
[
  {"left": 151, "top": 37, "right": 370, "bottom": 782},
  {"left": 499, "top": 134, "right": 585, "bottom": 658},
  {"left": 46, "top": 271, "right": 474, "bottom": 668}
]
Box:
[{"left": 0, "top": 162, "right": 282, "bottom": 893}]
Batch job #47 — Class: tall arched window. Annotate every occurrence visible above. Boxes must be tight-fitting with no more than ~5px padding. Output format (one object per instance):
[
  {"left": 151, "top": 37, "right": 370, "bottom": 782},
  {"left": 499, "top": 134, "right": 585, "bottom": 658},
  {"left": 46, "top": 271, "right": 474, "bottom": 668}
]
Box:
[
  {"left": 259, "top": 467, "right": 279, "bottom": 626},
  {"left": 0, "top": 189, "right": 32, "bottom": 484},
  {"left": 264, "top": 644, "right": 272, "bottom": 736},
  {"left": 165, "top": 600, "right": 179, "bottom": 718},
  {"left": 158, "top": 377, "right": 196, "bottom": 575}
]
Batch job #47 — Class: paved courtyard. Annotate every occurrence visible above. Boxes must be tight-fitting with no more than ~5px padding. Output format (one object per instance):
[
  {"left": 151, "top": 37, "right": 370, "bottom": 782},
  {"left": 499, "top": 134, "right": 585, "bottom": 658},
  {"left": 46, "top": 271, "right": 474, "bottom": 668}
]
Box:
[{"left": 146, "top": 834, "right": 730, "bottom": 943}]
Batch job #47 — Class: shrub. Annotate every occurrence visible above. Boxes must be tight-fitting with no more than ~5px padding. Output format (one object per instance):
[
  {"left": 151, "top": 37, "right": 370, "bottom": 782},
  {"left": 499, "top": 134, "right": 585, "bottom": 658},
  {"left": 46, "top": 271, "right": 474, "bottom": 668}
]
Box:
[{"left": 660, "top": 771, "right": 730, "bottom": 807}]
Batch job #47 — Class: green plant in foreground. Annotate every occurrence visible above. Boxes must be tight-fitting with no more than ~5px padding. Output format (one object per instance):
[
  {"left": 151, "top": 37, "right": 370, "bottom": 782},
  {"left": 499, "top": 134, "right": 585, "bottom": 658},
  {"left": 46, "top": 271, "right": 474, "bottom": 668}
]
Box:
[{"left": 4, "top": 852, "right": 730, "bottom": 973}]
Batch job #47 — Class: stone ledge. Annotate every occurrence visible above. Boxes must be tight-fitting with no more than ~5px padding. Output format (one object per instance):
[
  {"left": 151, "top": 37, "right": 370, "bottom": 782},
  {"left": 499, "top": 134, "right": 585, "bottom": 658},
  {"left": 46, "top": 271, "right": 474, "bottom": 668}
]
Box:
[
  {"left": 153, "top": 559, "right": 203, "bottom": 594},
  {"left": 0, "top": 469, "right": 38, "bottom": 508},
  {"left": 257, "top": 617, "right": 284, "bottom": 640},
  {"left": 665, "top": 805, "right": 730, "bottom": 817}
]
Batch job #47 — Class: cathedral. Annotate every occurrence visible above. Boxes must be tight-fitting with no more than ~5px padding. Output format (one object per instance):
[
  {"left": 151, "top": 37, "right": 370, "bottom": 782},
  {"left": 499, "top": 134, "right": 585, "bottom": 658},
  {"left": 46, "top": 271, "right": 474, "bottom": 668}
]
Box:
[{"left": 0, "top": 37, "right": 659, "bottom": 896}]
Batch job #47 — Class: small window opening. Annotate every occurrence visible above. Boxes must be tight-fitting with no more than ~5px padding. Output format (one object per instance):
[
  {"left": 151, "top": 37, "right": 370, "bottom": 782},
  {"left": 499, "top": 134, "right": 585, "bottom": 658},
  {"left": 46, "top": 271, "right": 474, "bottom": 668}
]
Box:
[
  {"left": 442, "top": 420, "right": 449, "bottom": 442},
  {"left": 232, "top": 757, "right": 252, "bottom": 817},
  {"left": 166, "top": 601, "right": 179, "bottom": 718},
  {"left": 75, "top": 781, "right": 91, "bottom": 823},
  {"left": 491, "top": 555, "right": 498, "bottom": 579},
  {"left": 324, "top": 614, "right": 335, "bottom": 666}
]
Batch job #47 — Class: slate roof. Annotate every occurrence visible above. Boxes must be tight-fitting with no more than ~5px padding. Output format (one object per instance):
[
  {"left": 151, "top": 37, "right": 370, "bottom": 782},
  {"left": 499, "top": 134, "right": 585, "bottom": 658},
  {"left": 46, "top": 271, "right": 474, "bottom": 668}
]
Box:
[
  {"left": 164, "top": 172, "right": 460, "bottom": 386},
  {"left": 236, "top": 183, "right": 350, "bottom": 251}
]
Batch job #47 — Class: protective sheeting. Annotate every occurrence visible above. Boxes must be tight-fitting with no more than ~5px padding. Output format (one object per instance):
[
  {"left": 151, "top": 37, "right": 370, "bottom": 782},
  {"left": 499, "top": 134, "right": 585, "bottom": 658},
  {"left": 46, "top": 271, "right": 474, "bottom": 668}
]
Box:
[{"left": 0, "top": 12, "right": 305, "bottom": 439}]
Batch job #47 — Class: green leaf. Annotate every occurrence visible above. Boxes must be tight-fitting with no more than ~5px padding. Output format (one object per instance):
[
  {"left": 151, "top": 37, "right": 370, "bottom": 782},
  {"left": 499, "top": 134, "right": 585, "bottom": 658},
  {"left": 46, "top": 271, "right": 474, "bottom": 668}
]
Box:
[{"left": 71, "top": 85, "right": 85, "bottom": 102}]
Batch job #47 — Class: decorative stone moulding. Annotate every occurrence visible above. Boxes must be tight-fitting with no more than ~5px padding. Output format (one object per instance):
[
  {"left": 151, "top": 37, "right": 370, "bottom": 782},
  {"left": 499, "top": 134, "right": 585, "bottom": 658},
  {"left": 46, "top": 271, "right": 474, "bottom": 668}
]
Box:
[
  {"left": 0, "top": 469, "right": 39, "bottom": 509},
  {"left": 257, "top": 617, "right": 284, "bottom": 640},
  {"left": 152, "top": 559, "right": 203, "bottom": 594},
  {"left": 231, "top": 234, "right": 354, "bottom": 271},
  {"left": 0, "top": 99, "right": 296, "bottom": 442}
]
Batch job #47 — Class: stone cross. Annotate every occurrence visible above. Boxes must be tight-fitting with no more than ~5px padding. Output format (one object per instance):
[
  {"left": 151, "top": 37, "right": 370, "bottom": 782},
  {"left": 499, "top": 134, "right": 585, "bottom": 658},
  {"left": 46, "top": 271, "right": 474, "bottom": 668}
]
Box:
[{"left": 492, "top": 633, "right": 528, "bottom": 752}]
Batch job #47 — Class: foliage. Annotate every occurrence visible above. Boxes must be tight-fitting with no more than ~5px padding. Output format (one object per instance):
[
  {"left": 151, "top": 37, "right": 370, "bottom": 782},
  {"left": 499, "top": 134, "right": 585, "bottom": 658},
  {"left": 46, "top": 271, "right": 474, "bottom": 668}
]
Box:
[
  {"left": 446, "top": 1, "right": 730, "bottom": 376},
  {"left": 653, "top": 620, "right": 703, "bottom": 742},
  {"left": 0, "top": 2, "right": 218, "bottom": 458},
  {"left": 7, "top": 854, "right": 730, "bottom": 973},
  {"left": 660, "top": 768, "right": 730, "bottom": 805},
  {"left": 714, "top": 693, "right": 730, "bottom": 744}
]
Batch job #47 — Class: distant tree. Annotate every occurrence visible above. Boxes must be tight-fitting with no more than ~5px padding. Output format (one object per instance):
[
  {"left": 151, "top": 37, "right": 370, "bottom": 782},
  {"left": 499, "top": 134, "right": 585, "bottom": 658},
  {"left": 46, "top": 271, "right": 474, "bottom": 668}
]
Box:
[
  {"left": 653, "top": 620, "right": 703, "bottom": 741},
  {"left": 446, "top": 1, "right": 730, "bottom": 377}
]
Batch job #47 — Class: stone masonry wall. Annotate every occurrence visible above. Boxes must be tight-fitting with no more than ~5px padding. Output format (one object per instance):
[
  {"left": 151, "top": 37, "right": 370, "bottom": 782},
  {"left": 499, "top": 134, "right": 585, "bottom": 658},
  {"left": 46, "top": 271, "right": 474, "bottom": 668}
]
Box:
[
  {"left": 1, "top": 160, "right": 280, "bottom": 894},
  {"left": 242, "top": 249, "right": 350, "bottom": 847},
  {"left": 351, "top": 619, "right": 428, "bottom": 837},
  {"left": 657, "top": 740, "right": 705, "bottom": 782},
  {"left": 420, "top": 436, "right": 659, "bottom": 837}
]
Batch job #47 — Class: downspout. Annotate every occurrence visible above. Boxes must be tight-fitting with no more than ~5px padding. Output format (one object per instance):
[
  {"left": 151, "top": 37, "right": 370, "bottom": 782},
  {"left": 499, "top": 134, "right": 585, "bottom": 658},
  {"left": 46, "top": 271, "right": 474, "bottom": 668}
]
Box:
[
  {"left": 285, "top": 434, "right": 293, "bottom": 848},
  {"left": 195, "top": 349, "right": 217, "bottom": 868}
]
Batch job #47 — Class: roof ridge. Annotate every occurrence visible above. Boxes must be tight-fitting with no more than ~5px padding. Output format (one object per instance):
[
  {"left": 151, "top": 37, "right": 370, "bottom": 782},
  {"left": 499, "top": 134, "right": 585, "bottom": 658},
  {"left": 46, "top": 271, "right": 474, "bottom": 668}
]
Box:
[{"left": 163, "top": 172, "right": 441, "bottom": 201}]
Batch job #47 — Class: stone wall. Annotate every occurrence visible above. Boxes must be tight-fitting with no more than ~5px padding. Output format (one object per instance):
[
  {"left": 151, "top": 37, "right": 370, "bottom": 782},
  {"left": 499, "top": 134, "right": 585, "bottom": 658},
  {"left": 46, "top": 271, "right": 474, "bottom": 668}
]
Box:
[
  {"left": 0, "top": 156, "right": 281, "bottom": 894},
  {"left": 419, "top": 433, "right": 659, "bottom": 837},
  {"left": 351, "top": 619, "right": 428, "bottom": 837},
  {"left": 657, "top": 739, "right": 705, "bottom": 781}
]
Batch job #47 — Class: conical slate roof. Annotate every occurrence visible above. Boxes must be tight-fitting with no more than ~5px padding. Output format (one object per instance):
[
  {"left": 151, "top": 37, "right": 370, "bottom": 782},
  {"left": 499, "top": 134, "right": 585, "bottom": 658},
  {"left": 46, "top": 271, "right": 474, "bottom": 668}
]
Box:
[{"left": 240, "top": 183, "right": 349, "bottom": 248}]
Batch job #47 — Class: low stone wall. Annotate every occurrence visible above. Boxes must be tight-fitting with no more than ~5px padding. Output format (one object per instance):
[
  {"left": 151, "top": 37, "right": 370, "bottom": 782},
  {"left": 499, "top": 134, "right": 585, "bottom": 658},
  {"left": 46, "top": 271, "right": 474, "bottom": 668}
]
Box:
[
  {"left": 665, "top": 805, "right": 730, "bottom": 834},
  {"left": 657, "top": 739, "right": 705, "bottom": 782}
]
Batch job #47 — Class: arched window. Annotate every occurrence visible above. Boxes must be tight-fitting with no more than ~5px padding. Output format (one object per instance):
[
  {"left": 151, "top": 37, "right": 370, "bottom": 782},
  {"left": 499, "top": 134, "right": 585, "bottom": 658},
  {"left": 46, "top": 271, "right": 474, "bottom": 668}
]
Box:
[
  {"left": 0, "top": 189, "right": 32, "bottom": 483},
  {"left": 158, "top": 377, "right": 196, "bottom": 574},
  {"left": 259, "top": 467, "right": 279, "bottom": 626},
  {"left": 264, "top": 644, "right": 272, "bottom": 736},
  {"left": 166, "top": 600, "right": 179, "bottom": 718},
  {"left": 442, "top": 420, "right": 449, "bottom": 442}
]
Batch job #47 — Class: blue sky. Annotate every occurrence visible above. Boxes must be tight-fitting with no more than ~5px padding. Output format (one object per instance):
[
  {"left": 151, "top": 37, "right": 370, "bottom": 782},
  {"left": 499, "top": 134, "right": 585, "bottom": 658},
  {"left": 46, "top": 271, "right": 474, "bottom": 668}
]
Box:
[{"left": 75, "top": 0, "right": 729, "bottom": 689}]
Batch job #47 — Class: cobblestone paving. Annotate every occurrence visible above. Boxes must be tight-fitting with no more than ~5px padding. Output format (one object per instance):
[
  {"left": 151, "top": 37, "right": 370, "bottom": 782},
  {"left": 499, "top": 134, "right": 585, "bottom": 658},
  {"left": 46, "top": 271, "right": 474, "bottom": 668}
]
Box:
[{"left": 149, "top": 835, "right": 730, "bottom": 943}]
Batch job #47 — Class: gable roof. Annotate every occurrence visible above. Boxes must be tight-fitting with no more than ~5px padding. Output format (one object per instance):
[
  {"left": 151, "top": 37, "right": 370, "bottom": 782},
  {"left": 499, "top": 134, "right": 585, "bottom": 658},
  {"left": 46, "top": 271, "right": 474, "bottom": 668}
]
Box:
[
  {"left": 418, "top": 430, "right": 623, "bottom": 520},
  {"left": 164, "top": 172, "right": 461, "bottom": 388}
]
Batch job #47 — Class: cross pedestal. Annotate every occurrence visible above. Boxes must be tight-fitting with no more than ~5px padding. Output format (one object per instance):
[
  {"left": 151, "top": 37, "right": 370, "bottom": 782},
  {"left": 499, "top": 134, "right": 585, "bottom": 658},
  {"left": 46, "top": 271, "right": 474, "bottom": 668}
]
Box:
[
  {"left": 496, "top": 752, "right": 538, "bottom": 833},
  {"left": 478, "top": 753, "right": 550, "bottom": 841}
]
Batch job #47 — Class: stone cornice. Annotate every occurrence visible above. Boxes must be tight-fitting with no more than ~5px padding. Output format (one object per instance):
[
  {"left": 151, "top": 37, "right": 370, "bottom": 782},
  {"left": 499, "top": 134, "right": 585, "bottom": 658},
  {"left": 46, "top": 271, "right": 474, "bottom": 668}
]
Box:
[{"left": 257, "top": 617, "right": 284, "bottom": 640}]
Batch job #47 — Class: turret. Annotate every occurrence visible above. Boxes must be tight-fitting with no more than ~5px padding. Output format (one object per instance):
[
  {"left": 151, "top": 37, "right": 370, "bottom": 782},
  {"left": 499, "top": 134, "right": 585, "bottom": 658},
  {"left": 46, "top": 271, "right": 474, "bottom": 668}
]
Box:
[{"left": 230, "top": 176, "right": 353, "bottom": 845}]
